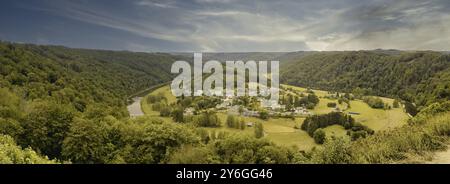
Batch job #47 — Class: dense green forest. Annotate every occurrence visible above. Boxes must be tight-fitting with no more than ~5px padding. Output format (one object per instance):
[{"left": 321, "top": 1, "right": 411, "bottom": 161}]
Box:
[
  {"left": 281, "top": 51, "right": 450, "bottom": 111},
  {"left": 1, "top": 42, "right": 450, "bottom": 164},
  {"left": 0, "top": 42, "right": 181, "bottom": 112},
  {"left": 0, "top": 41, "right": 183, "bottom": 162}
]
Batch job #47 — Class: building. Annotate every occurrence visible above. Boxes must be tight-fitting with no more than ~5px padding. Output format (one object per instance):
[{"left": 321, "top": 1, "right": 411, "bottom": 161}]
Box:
[
  {"left": 243, "top": 109, "right": 259, "bottom": 117},
  {"left": 294, "top": 107, "right": 311, "bottom": 115},
  {"left": 184, "top": 107, "right": 195, "bottom": 116}
]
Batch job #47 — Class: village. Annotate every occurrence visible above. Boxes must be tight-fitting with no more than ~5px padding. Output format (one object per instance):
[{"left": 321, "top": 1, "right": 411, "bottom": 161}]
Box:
[{"left": 182, "top": 87, "right": 315, "bottom": 120}]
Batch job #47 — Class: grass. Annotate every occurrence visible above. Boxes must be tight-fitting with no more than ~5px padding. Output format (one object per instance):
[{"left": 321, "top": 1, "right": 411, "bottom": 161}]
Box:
[
  {"left": 323, "top": 125, "right": 347, "bottom": 138},
  {"left": 214, "top": 113, "right": 317, "bottom": 150},
  {"left": 141, "top": 84, "right": 410, "bottom": 151},
  {"left": 283, "top": 84, "right": 409, "bottom": 132},
  {"left": 141, "top": 85, "right": 178, "bottom": 123},
  {"left": 347, "top": 100, "right": 408, "bottom": 131}
]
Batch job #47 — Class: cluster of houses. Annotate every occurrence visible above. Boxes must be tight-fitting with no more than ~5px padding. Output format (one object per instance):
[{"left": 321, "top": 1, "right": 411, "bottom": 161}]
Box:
[
  {"left": 181, "top": 88, "right": 315, "bottom": 118},
  {"left": 216, "top": 96, "right": 313, "bottom": 118}
]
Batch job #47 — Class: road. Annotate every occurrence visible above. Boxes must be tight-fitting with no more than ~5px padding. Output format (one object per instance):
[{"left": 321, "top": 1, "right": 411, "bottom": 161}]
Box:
[{"left": 127, "top": 97, "right": 144, "bottom": 118}]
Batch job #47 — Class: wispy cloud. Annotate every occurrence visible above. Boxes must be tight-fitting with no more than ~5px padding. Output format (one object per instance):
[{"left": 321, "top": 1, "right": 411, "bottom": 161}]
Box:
[
  {"left": 135, "top": 0, "right": 177, "bottom": 8},
  {"left": 5, "top": 0, "right": 450, "bottom": 51}
]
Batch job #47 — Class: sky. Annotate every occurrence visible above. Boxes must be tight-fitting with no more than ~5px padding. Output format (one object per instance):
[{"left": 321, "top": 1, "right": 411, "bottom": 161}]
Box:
[{"left": 1, "top": 0, "right": 449, "bottom": 52}]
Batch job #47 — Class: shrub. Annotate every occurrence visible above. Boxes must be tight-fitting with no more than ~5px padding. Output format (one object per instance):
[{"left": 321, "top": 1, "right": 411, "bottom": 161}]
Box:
[
  {"left": 259, "top": 111, "right": 269, "bottom": 120},
  {"left": 393, "top": 99, "right": 400, "bottom": 108},
  {"left": 194, "top": 112, "right": 221, "bottom": 127},
  {"left": 311, "top": 137, "right": 353, "bottom": 164},
  {"left": 327, "top": 102, "right": 337, "bottom": 108},
  {"left": 160, "top": 106, "right": 171, "bottom": 117},
  {"left": 254, "top": 122, "right": 264, "bottom": 138},
  {"left": 363, "top": 96, "right": 384, "bottom": 109},
  {"left": 313, "top": 128, "right": 326, "bottom": 144}
]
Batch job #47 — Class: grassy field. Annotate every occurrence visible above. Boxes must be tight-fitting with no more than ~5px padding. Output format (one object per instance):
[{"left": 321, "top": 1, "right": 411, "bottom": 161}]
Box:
[
  {"left": 282, "top": 84, "right": 409, "bottom": 132},
  {"left": 140, "top": 84, "right": 409, "bottom": 151},
  {"left": 141, "top": 85, "right": 177, "bottom": 123}
]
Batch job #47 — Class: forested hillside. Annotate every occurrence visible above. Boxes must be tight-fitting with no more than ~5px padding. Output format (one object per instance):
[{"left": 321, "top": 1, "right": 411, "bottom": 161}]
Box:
[
  {"left": 1, "top": 42, "right": 449, "bottom": 164},
  {"left": 0, "top": 42, "right": 183, "bottom": 162},
  {"left": 0, "top": 42, "right": 181, "bottom": 114},
  {"left": 281, "top": 51, "right": 450, "bottom": 110}
]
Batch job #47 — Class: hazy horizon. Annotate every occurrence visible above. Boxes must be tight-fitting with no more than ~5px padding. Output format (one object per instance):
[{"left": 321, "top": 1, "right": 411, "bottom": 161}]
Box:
[{"left": 3, "top": 40, "right": 449, "bottom": 53}]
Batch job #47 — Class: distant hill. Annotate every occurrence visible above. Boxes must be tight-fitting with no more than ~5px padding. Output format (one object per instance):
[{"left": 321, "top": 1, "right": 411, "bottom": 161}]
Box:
[
  {"left": 0, "top": 41, "right": 186, "bottom": 113},
  {"left": 2, "top": 41, "right": 448, "bottom": 112},
  {"left": 171, "top": 52, "right": 312, "bottom": 69},
  {"left": 280, "top": 50, "right": 450, "bottom": 110}
]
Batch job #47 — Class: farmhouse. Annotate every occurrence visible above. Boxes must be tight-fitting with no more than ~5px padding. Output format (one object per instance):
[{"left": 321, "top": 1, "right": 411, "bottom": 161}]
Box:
[
  {"left": 294, "top": 107, "right": 311, "bottom": 115},
  {"left": 184, "top": 107, "right": 195, "bottom": 116},
  {"left": 243, "top": 110, "right": 259, "bottom": 117}
]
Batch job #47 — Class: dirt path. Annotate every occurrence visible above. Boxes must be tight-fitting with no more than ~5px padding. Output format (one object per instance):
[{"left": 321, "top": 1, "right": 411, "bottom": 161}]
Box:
[{"left": 428, "top": 146, "right": 450, "bottom": 164}]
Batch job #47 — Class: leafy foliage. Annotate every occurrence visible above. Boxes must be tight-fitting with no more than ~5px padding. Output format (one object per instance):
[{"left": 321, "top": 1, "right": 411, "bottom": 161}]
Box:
[
  {"left": 313, "top": 128, "right": 326, "bottom": 144},
  {"left": 0, "top": 134, "right": 55, "bottom": 164},
  {"left": 281, "top": 51, "right": 450, "bottom": 111},
  {"left": 254, "top": 122, "right": 264, "bottom": 138}
]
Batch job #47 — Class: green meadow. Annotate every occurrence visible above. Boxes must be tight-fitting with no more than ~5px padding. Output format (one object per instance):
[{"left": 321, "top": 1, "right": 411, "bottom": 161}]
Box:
[{"left": 141, "top": 84, "right": 410, "bottom": 151}]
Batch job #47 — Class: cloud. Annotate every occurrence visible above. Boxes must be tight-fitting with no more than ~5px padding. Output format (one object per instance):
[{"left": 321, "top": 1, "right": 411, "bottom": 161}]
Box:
[
  {"left": 135, "top": 0, "right": 177, "bottom": 8},
  {"left": 11, "top": 0, "right": 450, "bottom": 51}
]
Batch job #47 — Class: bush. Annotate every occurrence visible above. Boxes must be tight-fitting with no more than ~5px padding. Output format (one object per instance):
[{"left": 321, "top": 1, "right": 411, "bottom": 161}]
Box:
[
  {"left": 327, "top": 102, "right": 337, "bottom": 108},
  {"left": 160, "top": 106, "right": 171, "bottom": 117},
  {"left": 363, "top": 96, "right": 384, "bottom": 109},
  {"left": 254, "top": 122, "right": 264, "bottom": 138},
  {"left": 393, "top": 99, "right": 400, "bottom": 108},
  {"left": 171, "top": 107, "right": 184, "bottom": 123},
  {"left": 404, "top": 102, "right": 418, "bottom": 116},
  {"left": 311, "top": 137, "right": 353, "bottom": 164},
  {"left": 259, "top": 111, "right": 269, "bottom": 120},
  {"left": 313, "top": 128, "right": 326, "bottom": 144},
  {"left": 194, "top": 112, "right": 221, "bottom": 127},
  {"left": 226, "top": 115, "right": 236, "bottom": 128},
  {"left": 239, "top": 120, "right": 246, "bottom": 130}
]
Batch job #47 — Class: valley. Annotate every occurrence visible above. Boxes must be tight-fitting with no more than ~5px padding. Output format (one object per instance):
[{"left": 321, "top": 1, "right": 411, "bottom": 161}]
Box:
[
  {"left": 1, "top": 41, "right": 449, "bottom": 164},
  {"left": 137, "top": 83, "right": 410, "bottom": 150}
]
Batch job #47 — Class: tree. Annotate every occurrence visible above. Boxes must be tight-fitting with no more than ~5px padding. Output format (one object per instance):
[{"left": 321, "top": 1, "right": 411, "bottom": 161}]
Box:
[
  {"left": 255, "top": 145, "right": 290, "bottom": 164},
  {"left": 313, "top": 128, "right": 326, "bottom": 144},
  {"left": 0, "top": 118, "right": 23, "bottom": 140},
  {"left": 160, "top": 106, "right": 171, "bottom": 117},
  {"left": 62, "top": 117, "right": 118, "bottom": 164},
  {"left": 307, "top": 94, "right": 320, "bottom": 105},
  {"left": 20, "top": 101, "right": 75, "bottom": 159},
  {"left": 0, "top": 134, "right": 55, "bottom": 164},
  {"left": 327, "top": 102, "right": 337, "bottom": 108},
  {"left": 195, "top": 111, "right": 221, "bottom": 127},
  {"left": 116, "top": 117, "right": 200, "bottom": 164},
  {"left": 311, "top": 137, "right": 353, "bottom": 164},
  {"left": 239, "top": 119, "right": 246, "bottom": 130},
  {"left": 363, "top": 96, "right": 385, "bottom": 109},
  {"left": 404, "top": 102, "right": 418, "bottom": 116},
  {"left": 171, "top": 107, "right": 184, "bottom": 122},
  {"left": 254, "top": 122, "right": 264, "bottom": 138},
  {"left": 168, "top": 146, "right": 219, "bottom": 164},
  {"left": 226, "top": 115, "right": 235, "bottom": 128},
  {"left": 393, "top": 99, "right": 400, "bottom": 108},
  {"left": 196, "top": 129, "right": 210, "bottom": 144},
  {"left": 259, "top": 111, "right": 269, "bottom": 120}
]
